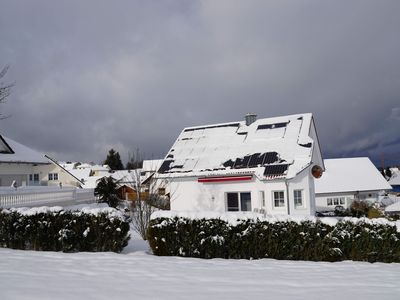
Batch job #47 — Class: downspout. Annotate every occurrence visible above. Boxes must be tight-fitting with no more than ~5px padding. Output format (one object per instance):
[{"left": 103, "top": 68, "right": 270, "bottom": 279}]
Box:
[{"left": 285, "top": 179, "right": 290, "bottom": 215}]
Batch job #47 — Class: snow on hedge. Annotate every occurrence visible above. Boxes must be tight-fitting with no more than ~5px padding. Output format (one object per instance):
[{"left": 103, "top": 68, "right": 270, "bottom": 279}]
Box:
[
  {"left": 5, "top": 204, "right": 126, "bottom": 221},
  {"left": 151, "top": 210, "right": 400, "bottom": 231}
]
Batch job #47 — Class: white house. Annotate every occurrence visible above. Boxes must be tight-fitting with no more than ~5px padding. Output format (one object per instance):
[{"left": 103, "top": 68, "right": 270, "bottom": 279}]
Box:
[
  {"left": 388, "top": 171, "right": 400, "bottom": 193},
  {"left": 155, "top": 113, "right": 325, "bottom": 216},
  {"left": 314, "top": 157, "right": 392, "bottom": 212},
  {"left": 141, "top": 159, "right": 163, "bottom": 183},
  {"left": 0, "top": 134, "right": 82, "bottom": 188}
]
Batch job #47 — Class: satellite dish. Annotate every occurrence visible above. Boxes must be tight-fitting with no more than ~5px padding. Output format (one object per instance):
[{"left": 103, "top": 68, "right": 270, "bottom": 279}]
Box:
[{"left": 311, "top": 165, "right": 323, "bottom": 178}]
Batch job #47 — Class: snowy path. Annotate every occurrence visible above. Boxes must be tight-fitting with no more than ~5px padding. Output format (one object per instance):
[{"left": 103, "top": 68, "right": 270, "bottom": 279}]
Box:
[{"left": 0, "top": 234, "right": 399, "bottom": 300}]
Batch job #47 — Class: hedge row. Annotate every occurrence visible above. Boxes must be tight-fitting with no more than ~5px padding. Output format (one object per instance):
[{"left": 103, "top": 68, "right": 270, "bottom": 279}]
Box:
[
  {"left": 0, "top": 208, "right": 130, "bottom": 252},
  {"left": 148, "top": 217, "right": 400, "bottom": 262}
]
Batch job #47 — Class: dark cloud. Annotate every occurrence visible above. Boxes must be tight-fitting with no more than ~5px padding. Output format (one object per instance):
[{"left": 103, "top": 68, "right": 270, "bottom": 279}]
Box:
[{"left": 0, "top": 0, "right": 399, "bottom": 166}]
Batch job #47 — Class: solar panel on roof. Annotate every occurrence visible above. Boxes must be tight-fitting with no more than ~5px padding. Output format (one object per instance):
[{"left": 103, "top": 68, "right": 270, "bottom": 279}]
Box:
[
  {"left": 299, "top": 142, "right": 312, "bottom": 148},
  {"left": 184, "top": 123, "right": 240, "bottom": 132},
  {"left": 158, "top": 160, "right": 173, "bottom": 174},
  {"left": 264, "top": 164, "right": 289, "bottom": 176},
  {"left": 248, "top": 153, "right": 262, "bottom": 167},
  {"left": 257, "top": 122, "right": 288, "bottom": 130},
  {"left": 263, "top": 152, "right": 279, "bottom": 164},
  {"left": 223, "top": 159, "right": 235, "bottom": 168},
  {"left": 233, "top": 155, "right": 251, "bottom": 169}
]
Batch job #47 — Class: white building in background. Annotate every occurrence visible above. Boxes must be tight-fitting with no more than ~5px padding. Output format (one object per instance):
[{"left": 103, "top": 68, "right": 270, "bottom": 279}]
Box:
[
  {"left": 314, "top": 157, "right": 392, "bottom": 212},
  {"left": 388, "top": 169, "right": 400, "bottom": 193},
  {"left": 155, "top": 113, "right": 325, "bottom": 216},
  {"left": 0, "top": 134, "right": 82, "bottom": 188},
  {"left": 141, "top": 159, "right": 163, "bottom": 183}
]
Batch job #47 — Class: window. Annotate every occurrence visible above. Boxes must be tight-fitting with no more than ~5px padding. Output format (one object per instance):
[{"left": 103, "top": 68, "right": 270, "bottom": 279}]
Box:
[
  {"left": 48, "top": 173, "right": 58, "bottom": 181},
  {"left": 273, "top": 191, "right": 285, "bottom": 207},
  {"left": 227, "top": 192, "right": 252, "bottom": 211},
  {"left": 29, "top": 174, "right": 39, "bottom": 182},
  {"left": 294, "top": 190, "right": 303, "bottom": 208},
  {"left": 260, "top": 191, "right": 265, "bottom": 207},
  {"left": 327, "top": 197, "right": 345, "bottom": 206}
]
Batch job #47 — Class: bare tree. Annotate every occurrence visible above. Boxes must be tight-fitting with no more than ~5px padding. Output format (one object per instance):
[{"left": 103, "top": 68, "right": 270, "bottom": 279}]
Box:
[
  {"left": 128, "top": 169, "right": 170, "bottom": 240},
  {"left": 126, "top": 148, "right": 143, "bottom": 169},
  {"left": 0, "top": 65, "right": 14, "bottom": 119}
]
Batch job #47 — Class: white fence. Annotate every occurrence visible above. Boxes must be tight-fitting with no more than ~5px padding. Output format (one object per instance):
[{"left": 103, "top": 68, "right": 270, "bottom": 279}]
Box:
[{"left": 0, "top": 186, "right": 96, "bottom": 208}]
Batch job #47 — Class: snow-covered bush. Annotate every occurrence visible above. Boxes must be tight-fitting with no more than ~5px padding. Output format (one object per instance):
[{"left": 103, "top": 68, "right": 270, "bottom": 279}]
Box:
[
  {"left": 0, "top": 207, "right": 130, "bottom": 252},
  {"left": 148, "top": 214, "right": 400, "bottom": 262}
]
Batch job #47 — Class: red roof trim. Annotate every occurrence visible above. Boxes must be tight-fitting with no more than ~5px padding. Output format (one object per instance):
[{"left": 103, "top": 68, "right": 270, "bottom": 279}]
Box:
[{"left": 198, "top": 175, "right": 253, "bottom": 183}]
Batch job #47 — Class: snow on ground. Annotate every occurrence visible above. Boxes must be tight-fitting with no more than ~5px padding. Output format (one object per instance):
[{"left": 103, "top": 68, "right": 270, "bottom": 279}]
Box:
[{"left": 1, "top": 230, "right": 399, "bottom": 300}]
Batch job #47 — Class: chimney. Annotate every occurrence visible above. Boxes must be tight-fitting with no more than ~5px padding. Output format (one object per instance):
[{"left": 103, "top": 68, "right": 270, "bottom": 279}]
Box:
[{"left": 245, "top": 113, "right": 257, "bottom": 126}]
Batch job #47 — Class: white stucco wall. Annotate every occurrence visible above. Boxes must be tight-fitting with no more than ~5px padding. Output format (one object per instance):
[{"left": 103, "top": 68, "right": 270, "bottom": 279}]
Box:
[
  {"left": 169, "top": 167, "right": 315, "bottom": 216},
  {"left": 0, "top": 163, "right": 80, "bottom": 187}
]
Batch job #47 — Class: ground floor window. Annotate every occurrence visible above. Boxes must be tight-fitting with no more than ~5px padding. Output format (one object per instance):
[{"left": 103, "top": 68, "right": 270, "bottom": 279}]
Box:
[
  {"left": 227, "top": 192, "right": 252, "bottom": 211},
  {"left": 294, "top": 190, "right": 303, "bottom": 208},
  {"left": 273, "top": 191, "right": 285, "bottom": 207},
  {"left": 29, "top": 174, "right": 39, "bottom": 182},
  {"left": 327, "top": 197, "right": 345, "bottom": 206}
]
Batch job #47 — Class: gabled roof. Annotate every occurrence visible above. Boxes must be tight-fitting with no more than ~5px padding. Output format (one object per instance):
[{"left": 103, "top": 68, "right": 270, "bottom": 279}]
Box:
[
  {"left": 156, "top": 113, "right": 320, "bottom": 180},
  {"left": 315, "top": 157, "right": 392, "bottom": 194},
  {"left": 0, "top": 134, "right": 49, "bottom": 164}
]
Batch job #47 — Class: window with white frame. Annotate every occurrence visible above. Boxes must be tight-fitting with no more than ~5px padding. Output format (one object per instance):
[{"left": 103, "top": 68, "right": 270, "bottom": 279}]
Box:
[
  {"left": 294, "top": 190, "right": 303, "bottom": 208},
  {"left": 260, "top": 191, "right": 265, "bottom": 207},
  {"left": 327, "top": 197, "right": 345, "bottom": 206},
  {"left": 29, "top": 174, "right": 39, "bottom": 182},
  {"left": 227, "top": 192, "right": 252, "bottom": 211},
  {"left": 48, "top": 173, "right": 58, "bottom": 181},
  {"left": 273, "top": 191, "right": 285, "bottom": 207}
]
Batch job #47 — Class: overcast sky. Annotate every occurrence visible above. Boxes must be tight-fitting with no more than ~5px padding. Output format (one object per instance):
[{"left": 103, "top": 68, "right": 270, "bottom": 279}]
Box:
[{"left": 0, "top": 0, "right": 399, "bottom": 166}]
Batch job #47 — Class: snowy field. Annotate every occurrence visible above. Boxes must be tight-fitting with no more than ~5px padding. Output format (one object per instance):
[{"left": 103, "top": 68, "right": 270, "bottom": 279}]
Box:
[{"left": 0, "top": 231, "right": 399, "bottom": 300}]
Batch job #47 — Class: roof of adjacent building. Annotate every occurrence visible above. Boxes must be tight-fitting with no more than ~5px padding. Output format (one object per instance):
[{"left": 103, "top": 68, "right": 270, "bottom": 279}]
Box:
[
  {"left": 156, "top": 113, "right": 321, "bottom": 180},
  {"left": 315, "top": 157, "right": 392, "bottom": 194},
  {"left": 142, "top": 159, "right": 163, "bottom": 172},
  {"left": 388, "top": 171, "right": 400, "bottom": 186},
  {"left": 0, "top": 134, "right": 49, "bottom": 164}
]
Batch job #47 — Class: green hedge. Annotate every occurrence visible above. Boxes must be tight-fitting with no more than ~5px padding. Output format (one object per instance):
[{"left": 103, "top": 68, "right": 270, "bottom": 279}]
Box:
[
  {"left": 0, "top": 208, "right": 130, "bottom": 252},
  {"left": 148, "top": 217, "right": 400, "bottom": 262}
]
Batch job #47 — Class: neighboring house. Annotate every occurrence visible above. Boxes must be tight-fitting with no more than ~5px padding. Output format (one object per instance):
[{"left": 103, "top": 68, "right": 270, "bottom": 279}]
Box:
[
  {"left": 385, "top": 199, "right": 400, "bottom": 215},
  {"left": 154, "top": 113, "right": 325, "bottom": 216},
  {"left": 0, "top": 134, "right": 82, "bottom": 188},
  {"left": 388, "top": 172, "right": 400, "bottom": 193},
  {"left": 140, "top": 159, "right": 163, "bottom": 183},
  {"left": 314, "top": 157, "right": 392, "bottom": 212}
]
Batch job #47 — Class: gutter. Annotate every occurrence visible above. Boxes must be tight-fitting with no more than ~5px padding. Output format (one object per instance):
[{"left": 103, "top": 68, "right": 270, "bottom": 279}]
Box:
[{"left": 285, "top": 179, "right": 290, "bottom": 215}]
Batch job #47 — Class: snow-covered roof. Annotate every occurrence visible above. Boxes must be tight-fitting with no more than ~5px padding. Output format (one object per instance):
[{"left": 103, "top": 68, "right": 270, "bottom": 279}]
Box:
[
  {"left": 0, "top": 134, "right": 49, "bottom": 164},
  {"left": 68, "top": 168, "right": 92, "bottom": 182},
  {"left": 388, "top": 173, "right": 400, "bottom": 186},
  {"left": 110, "top": 170, "right": 137, "bottom": 183},
  {"left": 156, "top": 113, "right": 319, "bottom": 180},
  {"left": 385, "top": 200, "right": 400, "bottom": 213},
  {"left": 142, "top": 159, "right": 163, "bottom": 172},
  {"left": 315, "top": 157, "right": 392, "bottom": 194}
]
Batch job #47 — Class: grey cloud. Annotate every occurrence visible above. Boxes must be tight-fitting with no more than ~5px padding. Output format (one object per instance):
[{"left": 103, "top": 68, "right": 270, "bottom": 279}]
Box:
[{"left": 0, "top": 0, "right": 399, "bottom": 166}]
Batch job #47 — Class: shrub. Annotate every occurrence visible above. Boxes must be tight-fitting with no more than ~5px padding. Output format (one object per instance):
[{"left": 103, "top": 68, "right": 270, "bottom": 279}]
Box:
[
  {"left": 0, "top": 207, "right": 130, "bottom": 252},
  {"left": 350, "top": 200, "right": 369, "bottom": 217},
  {"left": 148, "top": 215, "right": 400, "bottom": 262},
  {"left": 94, "top": 176, "right": 121, "bottom": 208}
]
